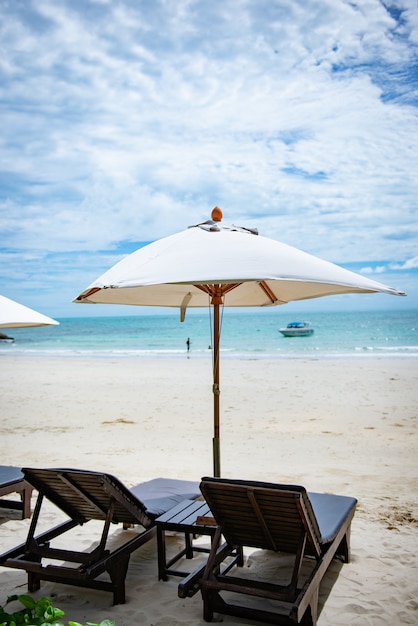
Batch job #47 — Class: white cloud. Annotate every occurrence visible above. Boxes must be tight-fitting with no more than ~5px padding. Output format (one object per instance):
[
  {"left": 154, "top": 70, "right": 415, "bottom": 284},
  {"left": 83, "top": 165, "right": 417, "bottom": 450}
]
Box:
[
  {"left": 390, "top": 257, "right": 418, "bottom": 271},
  {"left": 360, "top": 265, "right": 387, "bottom": 275}
]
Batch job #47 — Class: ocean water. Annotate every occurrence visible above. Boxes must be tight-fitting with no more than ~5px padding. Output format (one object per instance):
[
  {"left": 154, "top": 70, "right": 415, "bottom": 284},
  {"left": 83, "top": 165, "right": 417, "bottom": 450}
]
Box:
[{"left": 1, "top": 309, "right": 417, "bottom": 360}]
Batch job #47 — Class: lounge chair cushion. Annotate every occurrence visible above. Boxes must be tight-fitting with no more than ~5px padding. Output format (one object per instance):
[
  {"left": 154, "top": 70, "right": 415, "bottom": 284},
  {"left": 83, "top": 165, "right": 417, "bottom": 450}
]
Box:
[
  {"left": 308, "top": 491, "right": 357, "bottom": 544},
  {"left": 0, "top": 466, "right": 25, "bottom": 487},
  {"left": 131, "top": 477, "right": 201, "bottom": 518}
]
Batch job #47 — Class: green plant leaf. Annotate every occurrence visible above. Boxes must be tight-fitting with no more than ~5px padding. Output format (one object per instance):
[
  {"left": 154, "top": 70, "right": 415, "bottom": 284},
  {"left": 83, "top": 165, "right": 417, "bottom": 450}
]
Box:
[
  {"left": 15, "top": 596, "right": 37, "bottom": 611},
  {"left": 44, "top": 606, "right": 65, "bottom": 620},
  {"left": 1, "top": 596, "right": 114, "bottom": 626}
]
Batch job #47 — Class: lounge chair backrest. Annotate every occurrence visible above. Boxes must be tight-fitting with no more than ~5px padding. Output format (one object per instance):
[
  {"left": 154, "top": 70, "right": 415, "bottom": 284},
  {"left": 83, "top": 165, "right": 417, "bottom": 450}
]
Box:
[
  {"left": 200, "top": 477, "right": 323, "bottom": 556},
  {"left": 23, "top": 468, "right": 152, "bottom": 528}
]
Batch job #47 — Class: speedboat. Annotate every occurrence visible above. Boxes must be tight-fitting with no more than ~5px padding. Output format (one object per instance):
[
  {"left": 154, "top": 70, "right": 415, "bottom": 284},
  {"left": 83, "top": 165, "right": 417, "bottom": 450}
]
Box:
[{"left": 279, "top": 321, "right": 314, "bottom": 337}]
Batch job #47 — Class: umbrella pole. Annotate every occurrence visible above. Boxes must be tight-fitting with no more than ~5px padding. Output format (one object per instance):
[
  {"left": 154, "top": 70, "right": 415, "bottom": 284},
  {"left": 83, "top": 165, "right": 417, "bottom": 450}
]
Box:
[{"left": 213, "top": 299, "right": 221, "bottom": 477}]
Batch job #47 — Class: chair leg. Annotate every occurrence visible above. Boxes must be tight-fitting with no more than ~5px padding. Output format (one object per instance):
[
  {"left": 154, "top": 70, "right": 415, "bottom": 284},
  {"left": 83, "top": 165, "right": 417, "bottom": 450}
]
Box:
[
  {"left": 336, "top": 528, "right": 351, "bottom": 563},
  {"left": 299, "top": 586, "right": 318, "bottom": 626},
  {"left": 21, "top": 485, "right": 33, "bottom": 519},
  {"left": 28, "top": 572, "right": 41, "bottom": 593},
  {"left": 185, "top": 532, "right": 194, "bottom": 559},
  {"left": 202, "top": 588, "right": 215, "bottom": 622},
  {"left": 107, "top": 553, "right": 130, "bottom": 605},
  {"left": 203, "top": 586, "right": 231, "bottom": 623}
]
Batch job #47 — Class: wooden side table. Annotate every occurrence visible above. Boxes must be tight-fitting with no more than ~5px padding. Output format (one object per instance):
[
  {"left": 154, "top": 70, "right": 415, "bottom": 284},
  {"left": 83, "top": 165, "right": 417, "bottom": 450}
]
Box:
[{"left": 155, "top": 498, "right": 243, "bottom": 598}]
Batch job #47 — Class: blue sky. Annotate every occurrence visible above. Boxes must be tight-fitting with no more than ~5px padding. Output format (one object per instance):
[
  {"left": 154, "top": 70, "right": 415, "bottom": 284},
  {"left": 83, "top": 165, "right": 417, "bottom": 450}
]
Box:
[{"left": 1, "top": 0, "right": 417, "bottom": 318}]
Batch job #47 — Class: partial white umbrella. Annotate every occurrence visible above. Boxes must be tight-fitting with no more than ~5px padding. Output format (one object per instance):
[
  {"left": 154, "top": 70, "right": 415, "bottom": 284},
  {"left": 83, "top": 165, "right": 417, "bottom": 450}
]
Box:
[
  {"left": 74, "top": 207, "right": 406, "bottom": 476},
  {"left": 0, "top": 294, "right": 59, "bottom": 329}
]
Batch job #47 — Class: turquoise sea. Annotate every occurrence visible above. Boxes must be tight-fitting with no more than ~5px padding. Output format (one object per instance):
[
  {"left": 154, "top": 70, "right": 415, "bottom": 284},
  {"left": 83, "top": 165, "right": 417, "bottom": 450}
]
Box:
[{"left": 1, "top": 309, "right": 417, "bottom": 360}]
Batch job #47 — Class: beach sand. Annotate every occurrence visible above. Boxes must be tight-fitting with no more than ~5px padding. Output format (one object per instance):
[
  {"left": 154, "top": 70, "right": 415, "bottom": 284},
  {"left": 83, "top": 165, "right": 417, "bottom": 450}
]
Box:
[{"left": 0, "top": 356, "right": 417, "bottom": 625}]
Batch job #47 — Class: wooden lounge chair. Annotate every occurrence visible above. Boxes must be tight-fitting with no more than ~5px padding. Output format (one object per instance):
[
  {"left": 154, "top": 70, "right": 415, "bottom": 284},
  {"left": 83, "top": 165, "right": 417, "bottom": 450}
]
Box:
[
  {"left": 0, "top": 468, "right": 200, "bottom": 604},
  {"left": 199, "top": 477, "right": 357, "bottom": 626},
  {"left": 0, "top": 466, "right": 33, "bottom": 520}
]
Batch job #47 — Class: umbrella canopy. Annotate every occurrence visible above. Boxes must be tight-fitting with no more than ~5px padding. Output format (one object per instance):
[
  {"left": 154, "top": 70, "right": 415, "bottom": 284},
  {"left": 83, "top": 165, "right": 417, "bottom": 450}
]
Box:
[
  {"left": 74, "top": 208, "right": 406, "bottom": 476},
  {"left": 0, "top": 294, "right": 59, "bottom": 329}
]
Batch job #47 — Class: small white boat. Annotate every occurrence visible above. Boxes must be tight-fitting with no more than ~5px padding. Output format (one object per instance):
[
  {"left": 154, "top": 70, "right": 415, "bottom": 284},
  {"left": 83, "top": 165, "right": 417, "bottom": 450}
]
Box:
[{"left": 279, "top": 321, "right": 314, "bottom": 337}]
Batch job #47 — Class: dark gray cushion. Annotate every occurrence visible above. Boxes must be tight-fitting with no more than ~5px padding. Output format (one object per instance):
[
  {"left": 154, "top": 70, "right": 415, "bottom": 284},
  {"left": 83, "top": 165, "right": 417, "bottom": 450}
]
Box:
[
  {"left": 0, "top": 466, "right": 25, "bottom": 488},
  {"left": 131, "top": 477, "right": 201, "bottom": 518},
  {"left": 308, "top": 492, "right": 357, "bottom": 544}
]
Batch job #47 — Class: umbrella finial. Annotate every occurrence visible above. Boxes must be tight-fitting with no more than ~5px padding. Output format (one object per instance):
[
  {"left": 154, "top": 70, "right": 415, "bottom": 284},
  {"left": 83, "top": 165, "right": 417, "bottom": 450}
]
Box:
[{"left": 211, "top": 206, "right": 222, "bottom": 222}]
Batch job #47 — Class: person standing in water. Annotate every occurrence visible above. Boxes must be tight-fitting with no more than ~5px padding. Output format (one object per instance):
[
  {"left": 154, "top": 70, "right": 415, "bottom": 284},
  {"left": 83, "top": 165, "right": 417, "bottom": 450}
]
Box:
[{"left": 186, "top": 337, "right": 191, "bottom": 352}]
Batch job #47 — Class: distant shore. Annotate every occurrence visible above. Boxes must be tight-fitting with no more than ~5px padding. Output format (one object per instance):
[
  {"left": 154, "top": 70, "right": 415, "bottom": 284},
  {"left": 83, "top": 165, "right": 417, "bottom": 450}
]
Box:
[{"left": 1, "top": 356, "right": 417, "bottom": 625}]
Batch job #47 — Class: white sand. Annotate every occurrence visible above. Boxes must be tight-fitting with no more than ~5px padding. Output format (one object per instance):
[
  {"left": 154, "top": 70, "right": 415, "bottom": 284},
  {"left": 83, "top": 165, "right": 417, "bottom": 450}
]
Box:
[{"left": 0, "top": 356, "right": 417, "bottom": 625}]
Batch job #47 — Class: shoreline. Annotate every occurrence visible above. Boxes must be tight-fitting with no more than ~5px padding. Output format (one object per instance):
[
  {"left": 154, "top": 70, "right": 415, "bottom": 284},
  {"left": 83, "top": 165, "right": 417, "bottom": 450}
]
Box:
[
  {"left": 1, "top": 356, "right": 417, "bottom": 624},
  {"left": 1, "top": 350, "right": 418, "bottom": 360}
]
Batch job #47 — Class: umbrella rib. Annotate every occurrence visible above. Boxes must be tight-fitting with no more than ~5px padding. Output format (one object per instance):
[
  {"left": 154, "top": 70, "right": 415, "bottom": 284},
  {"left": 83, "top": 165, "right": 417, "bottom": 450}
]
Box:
[
  {"left": 195, "top": 280, "right": 278, "bottom": 304},
  {"left": 194, "top": 284, "right": 212, "bottom": 296},
  {"left": 75, "top": 287, "right": 102, "bottom": 301},
  {"left": 193, "top": 283, "right": 241, "bottom": 298},
  {"left": 221, "top": 283, "right": 242, "bottom": 295},
  {"left": 195, "top": 284, "right": 222, "bottom": 305},
  {"left": 258, "top": 280, "right": 279, "bottom": 304}
]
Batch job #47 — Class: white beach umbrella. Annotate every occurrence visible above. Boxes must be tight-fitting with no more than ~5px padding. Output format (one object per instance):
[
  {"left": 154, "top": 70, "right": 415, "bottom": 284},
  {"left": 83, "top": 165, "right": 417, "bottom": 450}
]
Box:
[
  {"left": 74, "top": 207, "right": 406, "bottom": 476},
  {"left": 0, "top": 294, "right": 59, "bottom": 329}
]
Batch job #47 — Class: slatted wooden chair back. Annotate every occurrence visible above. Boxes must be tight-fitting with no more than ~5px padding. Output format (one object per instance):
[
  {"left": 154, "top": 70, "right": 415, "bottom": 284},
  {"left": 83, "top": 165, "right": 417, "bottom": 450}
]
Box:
[
  {"left": 200, "top": 477, "right": 323, "bottom": 558},
  {"left": 23, "top": 468, "right": 151, "bottom": 528}
]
